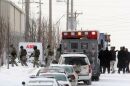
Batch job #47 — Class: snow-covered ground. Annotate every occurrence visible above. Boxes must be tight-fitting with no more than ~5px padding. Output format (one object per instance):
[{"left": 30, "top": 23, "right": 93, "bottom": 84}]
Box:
[
  {"left": 92, "top": 73, "right": 130, "bottom": 86},
  {"left": 0, "top": 63, "right": 41, "bottom": 86},
  {"left": 0, "top": 63, "right": 130, "bottom": 86}
]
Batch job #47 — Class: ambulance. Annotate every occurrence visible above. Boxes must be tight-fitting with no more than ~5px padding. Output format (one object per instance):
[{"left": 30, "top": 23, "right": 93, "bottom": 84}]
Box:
[{"left": 59, "top": 30, "right": 101, "bottom": 81}]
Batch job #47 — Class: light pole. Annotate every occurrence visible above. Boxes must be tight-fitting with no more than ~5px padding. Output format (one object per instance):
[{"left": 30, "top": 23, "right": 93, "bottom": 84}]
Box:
[
  {"left": 56, "top": 0, "right": 69, "bottom": 30},
  {"left": 55, "top": 14, "right": 66, "bottom": 46}
]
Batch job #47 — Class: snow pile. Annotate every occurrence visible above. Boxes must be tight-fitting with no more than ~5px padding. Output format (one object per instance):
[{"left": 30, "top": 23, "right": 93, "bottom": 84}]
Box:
[{"left": 0, "top": 63, "right": 40, "bottom": 86}]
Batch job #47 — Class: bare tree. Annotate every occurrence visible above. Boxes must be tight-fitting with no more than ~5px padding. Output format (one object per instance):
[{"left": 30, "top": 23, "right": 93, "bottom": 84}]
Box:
[
  {"left": 29, "top": 19, "right": 37, "bottom": 42},
  {"left": 0, "top": 17, "right": 7, "bottom": 66}
]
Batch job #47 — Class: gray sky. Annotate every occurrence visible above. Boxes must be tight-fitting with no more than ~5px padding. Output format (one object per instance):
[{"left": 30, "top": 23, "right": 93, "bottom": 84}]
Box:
[{"left": 13, "top": 0, "right": 130, "bottom": 50}]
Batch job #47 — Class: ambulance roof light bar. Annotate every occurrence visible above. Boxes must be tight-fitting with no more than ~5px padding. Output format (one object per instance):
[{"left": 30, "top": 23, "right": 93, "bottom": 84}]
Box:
[{"left": 62, "top": 31, "right": 98, "bottom": 39}]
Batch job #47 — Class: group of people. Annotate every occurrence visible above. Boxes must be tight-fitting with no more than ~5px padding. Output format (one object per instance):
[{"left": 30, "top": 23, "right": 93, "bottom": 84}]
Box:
[
  {"left": 9, "top": 44, "right": 40, "bottom": 68},
  {"left": 98, "top": 46, "right": 130, "bottom": 74}
]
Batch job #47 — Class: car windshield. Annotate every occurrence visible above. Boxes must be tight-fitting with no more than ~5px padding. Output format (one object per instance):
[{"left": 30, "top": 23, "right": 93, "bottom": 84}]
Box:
[
  {"left": 64, "top": 57, "right": 88, "bottom": 65},
  {"left": 50, "top": 66, "right": 73, "bottom": 73},
  {"left": 64, "top": 66, "right": 74, "bottom": 73},
  {"left": 39, "top": 74, "right": 67, "bottom": 81}
]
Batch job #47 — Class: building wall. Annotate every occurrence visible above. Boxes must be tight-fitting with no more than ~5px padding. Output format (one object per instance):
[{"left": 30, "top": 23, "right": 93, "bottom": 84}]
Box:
[
  {"left": 0, "top": 0, "right": 25, "bottom": 65},
  {"left": 8, "top": 1, "right": 25, "bottom": 47}
]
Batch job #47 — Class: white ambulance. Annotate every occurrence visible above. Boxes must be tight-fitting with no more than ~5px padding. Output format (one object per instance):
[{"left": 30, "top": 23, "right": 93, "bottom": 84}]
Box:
[{"left": 19, "top": 42, "right": 44, "bottom": 65}]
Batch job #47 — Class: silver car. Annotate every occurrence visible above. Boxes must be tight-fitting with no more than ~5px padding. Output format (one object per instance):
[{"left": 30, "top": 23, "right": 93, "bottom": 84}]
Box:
[{"left": 50, "top": 64, "right": 78, "bottom": 86}]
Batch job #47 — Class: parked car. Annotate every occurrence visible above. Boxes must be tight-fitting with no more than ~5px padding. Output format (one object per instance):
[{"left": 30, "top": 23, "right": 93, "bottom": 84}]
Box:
[
  {"left": 36, "top": 67, "right": 68, "bottom": 76},
  {"left": 58, "top": 53, "right": 92, "bottom": 85},
  {"left": 50, "top": 64, "right": 78, "bottom": 86},
  {"left": 38, "top": 73, "right": 71, "bottom": 86},
  {"left": 22, "top": 77, "right": 61, "bottom": 86}
]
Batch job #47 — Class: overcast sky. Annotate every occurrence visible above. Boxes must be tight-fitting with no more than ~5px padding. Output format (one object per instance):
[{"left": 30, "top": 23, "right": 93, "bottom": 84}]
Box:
[{"left": 13, "top": 0, "right": 130, "bottom": 50}]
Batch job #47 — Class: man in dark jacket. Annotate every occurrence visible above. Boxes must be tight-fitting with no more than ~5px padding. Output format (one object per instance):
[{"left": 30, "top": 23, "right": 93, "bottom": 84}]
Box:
[
  {"left": 117, "top": 47, "right": 127, "bottom": 73},
  {"left": 31, "top": 46, "right": 40, "bottom": 68},
  {"left": 125, "top": 48, "right": 130, "bottom": 73},
  {"left": 109, "top": 46, "right": 117, "bottom": 73},
  {"left": 19, "top": 46, "right": 28, "bottom": 66},
  {"left": 102, "top": 47, "right": 111, "bottom": 74},
  {"left": 9, "top": 44, "right": 18, "bottom": 67},
  {"left": 98, "top": 48, "right": 104, "bottom": 73}
]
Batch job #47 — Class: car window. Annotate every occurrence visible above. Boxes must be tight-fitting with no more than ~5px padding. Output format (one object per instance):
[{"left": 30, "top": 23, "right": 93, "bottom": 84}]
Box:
[
  {"left": 64, "top": 57, "right": 88, "bottom": 65},
  {"left": 40, "top": 74, "right": 67, "bottom": 81},
  {"left": 29, "top": 80, "right": 53, "bottom": 83},
  {"left": 64, "top": 66, "right": 74, "bottom": 73}
]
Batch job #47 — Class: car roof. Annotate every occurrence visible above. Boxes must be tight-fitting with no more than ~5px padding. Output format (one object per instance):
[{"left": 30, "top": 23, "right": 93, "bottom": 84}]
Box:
[
  {"left": 50, "top": 64, "right": 73, "bottom": 67},
  {"left": 29, "top": 77, "right": 56, "bottom": 81},
  {"left": 39, "top": 72, "right": 67, "bottom": 75},
  {"left": 61, "top": 53, "right": 87, "bottom": 57}
]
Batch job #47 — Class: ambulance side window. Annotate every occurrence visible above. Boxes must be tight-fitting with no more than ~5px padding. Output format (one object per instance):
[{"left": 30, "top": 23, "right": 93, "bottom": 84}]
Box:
[
  {"left": 71, "top": 43, "right": 78, "bottom": 49},
  {"left": 81, "top": 43, "right": 88, "bottom": 49}
]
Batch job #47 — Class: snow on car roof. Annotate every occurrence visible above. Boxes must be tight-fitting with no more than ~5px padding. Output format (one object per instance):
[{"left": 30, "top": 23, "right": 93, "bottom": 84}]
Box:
[
  {"left": 50, "top": 64, "right": 73, "bottom": 67},
  {"left": 39, "top": 72, "right": 67, "bottom": 75},
  {"left": 61, "top": 53, "right": 87, "bottom": 57},
  {"left": 29, "top": 77, "right": 56, "bottom": 81}
]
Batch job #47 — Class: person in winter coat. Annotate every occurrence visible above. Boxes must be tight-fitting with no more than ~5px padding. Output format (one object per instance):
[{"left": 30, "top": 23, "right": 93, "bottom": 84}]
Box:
[
  {"left": 98, "top": 48, "right": 104, "bottom": 73},
  {"left": 117, "top": 47, "right": 127, "bottom": 74},
  {"left": 125, "top": 48, "right": 130, "bottom": 73},
  {"left": 19, "top": 46, "right": 28, "bottom": 66},
  {"left": 9, "top": 44, "right": 18, "bottom": 67},
  {"left": 109, "top": 46, "right": 117, "bottom": 73},
  {"left": 30, "top": 46, "right": 40, "bottom": 68},
  {"left": 102, "top": 47, "right": 111, "bottom": 74}
]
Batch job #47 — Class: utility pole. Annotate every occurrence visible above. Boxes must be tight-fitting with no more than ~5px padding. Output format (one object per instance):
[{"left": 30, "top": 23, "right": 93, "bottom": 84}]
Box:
[
  {"left": 25, "top": 0, "right": 30, "bottom": 41},
  {"left": 37, "top": 0, "right": 42, "bottom": 42},
  {"left": 74, "top": 11, "right": 83, "bottom": 30},
  {"left": 46, "top": 0, "right": 53, "bottom": 66},
  {"left": 71, "top": 0, "right": 73, "bottom": 30},
  {"left": 48, "top": 0, "right": 52, "bottom": 47},
  {"left": 66, "top": 0, "right": 69, "bottom": 30}
]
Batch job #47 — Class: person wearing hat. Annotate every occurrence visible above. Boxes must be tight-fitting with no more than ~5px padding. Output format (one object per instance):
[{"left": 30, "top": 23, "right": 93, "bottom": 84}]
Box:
[
  {"left": 9, "top": 44, "right": 18, "bottom": 67},
  {"left": 30, "top": 46, "right": 40, "bottom": 68},
  {"left": 19, "top": 46, "right": 28, "bottom": 66}
]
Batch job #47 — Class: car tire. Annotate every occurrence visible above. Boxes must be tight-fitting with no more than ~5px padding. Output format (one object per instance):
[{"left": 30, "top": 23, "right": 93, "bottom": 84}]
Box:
[{"left": 84, "top": 80, "right": 92, "bottom": 85}]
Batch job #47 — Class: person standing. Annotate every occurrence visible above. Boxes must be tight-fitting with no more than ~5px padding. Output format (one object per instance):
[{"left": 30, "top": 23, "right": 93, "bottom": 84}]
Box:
[
  {"left": 117, "top": 47, "right": 127, "bottom": 74},
  {"left": 9, "top": 44, "right": 18, "bottom": 67},
  {"left": 98, "top": 48, "right": 104, "bottom": 73},
  {"left": 125, "top": 48, "right": 130, "bottom": 73},
  {"left": 109, "top": 46, "right": 117, "bottom": 73},
  {"left": 31, "top": 46, "right": 40, "bottom": 68},
  {"left": 103, "top": 47, "right": 111, "bottom": 74},
  {"left": 19, "top": 46, "right": 28, "bottom": 66}
]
